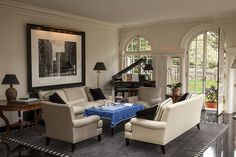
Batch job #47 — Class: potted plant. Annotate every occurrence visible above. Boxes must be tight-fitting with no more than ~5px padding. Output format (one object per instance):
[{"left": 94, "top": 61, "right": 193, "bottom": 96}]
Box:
[
  {"left": 205, "top": 86, "right": 217, "bottom": 109},
  {"left": 167, "top": 82, "right": 182, "bottom": 96}
]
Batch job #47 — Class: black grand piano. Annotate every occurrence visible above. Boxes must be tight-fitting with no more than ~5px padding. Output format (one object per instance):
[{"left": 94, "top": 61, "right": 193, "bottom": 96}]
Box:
[{"left": 112, "top": 57, "right": 156, "bottom": 97}]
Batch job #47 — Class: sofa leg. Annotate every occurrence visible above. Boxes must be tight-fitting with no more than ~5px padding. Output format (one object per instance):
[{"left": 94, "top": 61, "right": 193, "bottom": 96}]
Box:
[
  {"left": 125, "top": 138, "right": 129, "bottom": 146},
  {"left": 197, "top": 123, "right": 200, "bottom": 130},
  {"left": 46, "top": 137, "right": 51, "bottom": 146},
  {"left": 160, "top": 145, "right": 166, "bottom": 154},
  {"left": 71, "top": 143, "right": 76, "bottom": 152},
  {"left": 98, "top": 135, "right": 101, "bottom": 142}
]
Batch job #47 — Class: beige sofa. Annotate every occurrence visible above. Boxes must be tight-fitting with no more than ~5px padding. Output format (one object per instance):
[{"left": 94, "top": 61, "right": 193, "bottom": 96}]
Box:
[
  {"left": 39, "top": 86, "right": 113, "bottom": 117},
  {"left": 127, "top": 87, "right": 162, "bottom": 108},
  {"left": 42, "top": 101, "right": 103, "bottom": 151},
  {"left": 125, "top": 94, "right": 205, "bottom": 154}
]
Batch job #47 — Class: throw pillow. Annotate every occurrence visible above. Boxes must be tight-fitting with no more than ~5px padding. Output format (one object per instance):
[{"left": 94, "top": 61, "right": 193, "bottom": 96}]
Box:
[
  {"left": 136, "top": 105, "right": 158, "bottom": 120},
  {"left": 90, "top": 88, "right": 106, "bottom": 101},
  {"left": 49, "top": 93, "right": 66, "bottom": 104},
  {"left": 177, "top": 93, "right": 189, "bottom": 102},
  {"left": 154, "top": 98, "right": 172, "bottom": 121}
]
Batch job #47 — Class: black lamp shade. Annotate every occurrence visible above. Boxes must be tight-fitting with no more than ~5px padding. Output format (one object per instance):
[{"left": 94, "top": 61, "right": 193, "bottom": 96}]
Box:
[
  {"left": 144, "top": 64, "right": 154, "bottom": 71},
  {"left": 93, "top": 62, "right": 106, "bottom": 71},
  {"left": 2, "top": 74, "right": 19, "bottom": 85}
]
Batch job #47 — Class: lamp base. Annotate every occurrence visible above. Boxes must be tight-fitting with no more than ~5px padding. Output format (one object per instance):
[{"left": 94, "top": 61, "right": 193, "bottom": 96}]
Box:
[{"left": 5, "top": 86, "right": 17, "bottom": 101}]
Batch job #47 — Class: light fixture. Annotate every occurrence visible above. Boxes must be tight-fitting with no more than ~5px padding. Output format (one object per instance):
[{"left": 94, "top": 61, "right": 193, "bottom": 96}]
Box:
[
  {"left": 2, "top": 74, "right": 19, "bottom": 101},
  {"left": 93, "top": 62, "right": 106, "bottom": 88}
]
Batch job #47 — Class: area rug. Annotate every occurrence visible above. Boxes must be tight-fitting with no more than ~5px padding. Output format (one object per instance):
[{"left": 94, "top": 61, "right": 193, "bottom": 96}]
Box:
[{"left": 4, "top": 122, "right": 229, "bottom": 157}]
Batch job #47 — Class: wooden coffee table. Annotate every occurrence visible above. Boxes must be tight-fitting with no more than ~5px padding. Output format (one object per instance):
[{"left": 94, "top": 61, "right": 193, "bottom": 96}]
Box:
[{"left": 0, "top": 100, "right": 42, "bottom": 136}]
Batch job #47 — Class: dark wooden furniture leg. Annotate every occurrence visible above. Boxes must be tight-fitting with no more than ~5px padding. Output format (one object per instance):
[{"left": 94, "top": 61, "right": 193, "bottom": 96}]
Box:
[
  {"left": 160, "top": 145, "right": 166, "bottom": 154},
  {"left": 46, "top": 137, "right": 51, "bottom": 146},
  {"left": 125, "top": 138, "right": 129, "bottom": 146},
  {"left": 98, "top": 135, "right": 101, "bottom": 142},
  {"left": 71, "top": 143, "right": 76, "bottom": 152},
  {"left": 35, "top": 109, "right": 43, "bottom": 127},
  {"left": 111, "top": 127, "right": 114, "bottom": 135},
  {"left": 0, "top": 111, "right": 10, "bottom": 135},
  {"left": 197, "top": 123, "right": 200, "bottom": 130}
]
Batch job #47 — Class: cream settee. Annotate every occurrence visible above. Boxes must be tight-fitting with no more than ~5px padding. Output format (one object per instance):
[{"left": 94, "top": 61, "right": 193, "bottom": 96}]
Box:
[
  {"left": 39, "top": 86, "right": 113, "bottom": 117},
  {"left": 125, "top": 94, "right": 205, "bottom": 154}
]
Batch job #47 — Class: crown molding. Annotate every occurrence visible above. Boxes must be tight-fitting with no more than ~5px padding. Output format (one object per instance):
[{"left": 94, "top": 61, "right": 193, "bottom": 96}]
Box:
[
  {"left": 122, "top": 14, "right": 236, "bottom": 29},
  {"left": 0, "top": 0, "right": 121, "bottom": 29}
]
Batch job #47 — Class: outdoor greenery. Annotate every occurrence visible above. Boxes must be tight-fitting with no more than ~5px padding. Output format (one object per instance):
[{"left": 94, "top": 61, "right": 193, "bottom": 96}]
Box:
[
  {"left": 167, "top": 82, "right": 182, "bottom": 89},
  {"left": 205, "top": 86, "right": 218, "bottom": 103}
]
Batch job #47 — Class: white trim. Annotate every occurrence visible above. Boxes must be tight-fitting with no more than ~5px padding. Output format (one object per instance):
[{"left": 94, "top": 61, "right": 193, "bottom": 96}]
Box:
[{"left": 0, "top": 0, "right": 121, "bottom": 29}]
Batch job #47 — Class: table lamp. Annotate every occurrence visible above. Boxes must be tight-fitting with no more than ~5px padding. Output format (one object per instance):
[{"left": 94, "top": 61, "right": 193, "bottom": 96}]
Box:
[
  {"left": 93, "top": 62, "right": 106, "bottom": 88},
  {"left": 1, "top": 74, "right": 19, "bottom": 101},
  {"left": 143, "top": 64, "right": 154, "bottom": 80}
]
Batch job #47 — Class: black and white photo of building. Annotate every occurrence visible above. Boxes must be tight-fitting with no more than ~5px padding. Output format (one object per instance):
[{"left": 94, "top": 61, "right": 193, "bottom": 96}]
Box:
[{"left": 38, "top": 39, "right": 76, "bottom": 78}]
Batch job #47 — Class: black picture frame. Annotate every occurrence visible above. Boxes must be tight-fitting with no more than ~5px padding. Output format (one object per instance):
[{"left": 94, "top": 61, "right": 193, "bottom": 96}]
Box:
[{"left": 27, "top": 24, "right": 85, "bottom": 92}]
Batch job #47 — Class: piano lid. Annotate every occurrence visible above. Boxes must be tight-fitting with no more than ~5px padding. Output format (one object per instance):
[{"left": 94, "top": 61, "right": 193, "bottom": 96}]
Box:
[{"left": 112, "top": 57, "right": 146, "bottom": 80}]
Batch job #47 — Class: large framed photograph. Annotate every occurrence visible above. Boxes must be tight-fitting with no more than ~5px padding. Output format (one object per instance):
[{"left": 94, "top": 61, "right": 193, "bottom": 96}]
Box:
[{"left": 27, "top": 24, "right": 85, "bottom": 92}]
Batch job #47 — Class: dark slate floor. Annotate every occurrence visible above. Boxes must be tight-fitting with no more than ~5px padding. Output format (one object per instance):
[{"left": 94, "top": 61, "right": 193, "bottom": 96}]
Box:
[{"left": 0, "top": 110, "right": 235, "bottom": 157}]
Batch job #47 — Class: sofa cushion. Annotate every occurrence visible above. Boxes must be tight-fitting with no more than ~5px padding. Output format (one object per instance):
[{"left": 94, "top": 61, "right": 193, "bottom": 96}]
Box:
[
  {"left": 154, "top": 98, "right": 172, "bottom": 121},
  {"left": 73, "top": 101, "right": 101, "bottom": 109},
  {"left": 85, "top": 86, "right": 94, "bottom": 101},
  {"left": 72, "top": 106, "right": 85, "bottom": 115},
  {"left": 49, "top": 93, "right": 66, "bottom": 104},
  {"left": 136, "top": 105, "right": 158, "bottom": 120},
  {"left": 90, "top": 88, "right": 106, "bottom": 101},
  {"left": 63, "top": 87, "right": 84, "bottom": 101},
  {"left": 138, "top": 87, "right": 161, "bottom": 102}
]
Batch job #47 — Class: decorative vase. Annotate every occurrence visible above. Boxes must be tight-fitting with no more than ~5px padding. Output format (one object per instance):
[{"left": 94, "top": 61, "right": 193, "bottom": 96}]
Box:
[
  {"left": 172, "top": 88, "right": 180, "bottom": 96},
  {"left": 206, "top": 102, "right": 217, "bottom": 109}
]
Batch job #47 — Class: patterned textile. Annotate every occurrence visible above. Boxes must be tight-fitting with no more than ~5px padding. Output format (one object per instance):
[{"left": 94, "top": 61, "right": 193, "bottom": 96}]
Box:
[{"left": 84, "top": 104, "right": 144, "bottom": 127}]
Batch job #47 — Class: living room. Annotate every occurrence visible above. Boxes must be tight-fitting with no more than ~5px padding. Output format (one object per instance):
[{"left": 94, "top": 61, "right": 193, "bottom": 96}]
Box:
[{"left": 0, "top": 0, "right": 236, "bottom": 157}]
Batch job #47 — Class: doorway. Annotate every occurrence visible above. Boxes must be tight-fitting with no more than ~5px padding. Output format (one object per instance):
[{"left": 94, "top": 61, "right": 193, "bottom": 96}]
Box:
[{"left": 188, "top": 31, "right": 219, "bottom": 111}]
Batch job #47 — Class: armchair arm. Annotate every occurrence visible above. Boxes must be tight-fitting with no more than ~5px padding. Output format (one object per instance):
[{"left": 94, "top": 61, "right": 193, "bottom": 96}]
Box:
[
  {"left": 72, "top": 115, "right": 100, "bottom": 128},
  {"left": 130, "top": 118, "right": 167, "bottom": 130},
  {"left": 72, "top": 106, "right": 84, "bottom": 115},
  {"left": 127, "top": 96, "right": 138, "bottom": 103}
]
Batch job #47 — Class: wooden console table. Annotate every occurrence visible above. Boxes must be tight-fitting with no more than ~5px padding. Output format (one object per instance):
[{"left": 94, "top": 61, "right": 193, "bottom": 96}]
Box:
[{"left": 0, "top": 100, "right": 42, "bottom": 136}]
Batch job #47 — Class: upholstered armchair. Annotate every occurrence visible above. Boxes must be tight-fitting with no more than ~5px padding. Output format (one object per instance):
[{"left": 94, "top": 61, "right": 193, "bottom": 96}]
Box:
[
  {"left": 127, "top": 87, "right": 162, "bottom": 108},
  {"left": 41, "top": 101, "right": 103, "bottom": 152}
]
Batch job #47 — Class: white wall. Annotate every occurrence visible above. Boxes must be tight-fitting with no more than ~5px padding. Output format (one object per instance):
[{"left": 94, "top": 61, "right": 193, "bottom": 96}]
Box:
[
  {"left": 0, "top": 1, "right": 119, "bottom": 126},
  {"left": 119, "top": 18, "right": 236, "bottom": 112}
]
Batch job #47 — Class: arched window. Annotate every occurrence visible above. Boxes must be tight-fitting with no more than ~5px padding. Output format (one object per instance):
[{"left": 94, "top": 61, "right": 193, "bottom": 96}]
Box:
[{"left": 125, "top": 36, "right": 153, "bottom": 79}]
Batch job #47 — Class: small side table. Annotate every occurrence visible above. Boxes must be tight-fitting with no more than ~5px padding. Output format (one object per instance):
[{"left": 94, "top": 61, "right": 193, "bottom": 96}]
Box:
[
  {"left": 165, "top": 93, "right": 183, "bottom": 103},
  {"left": 0, "top": 100, "right": 42, "bottom": 136}
]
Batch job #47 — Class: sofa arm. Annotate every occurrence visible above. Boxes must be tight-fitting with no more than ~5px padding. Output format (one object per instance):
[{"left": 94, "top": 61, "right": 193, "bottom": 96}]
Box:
[
  {"left": 73, "top": 115, "right": 100, "bottom": 128},
  {"left": 127, "top": 96, "right": 138, "bottom": 103},
  {"left": 130, "top": 118, "right": 167, "bottom": 130}
]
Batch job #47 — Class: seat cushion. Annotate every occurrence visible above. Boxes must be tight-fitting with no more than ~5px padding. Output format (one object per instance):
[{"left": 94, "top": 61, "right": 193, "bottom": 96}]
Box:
[
  {"left": 154, "top": 98, "right": 173, "bottom": 121},
  {"left": 90, "top": 88, "right": 106, "bottom": 101},
  {"left": 63, "top": 87, "right": 84, "bottom": 101},
  {"left": 73, "top": 101, "right": 101, "bottom": 109},
  {"left": 136, "top": 105, "right": 158, "bottom": 120},
  {"left": 72, "top": 106, "right": 85, "bottom": 115}
]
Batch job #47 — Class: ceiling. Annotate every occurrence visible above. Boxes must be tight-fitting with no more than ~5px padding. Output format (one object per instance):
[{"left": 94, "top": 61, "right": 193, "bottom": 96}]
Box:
[{"left": 12, "top": 0, "right": 236, "bottom": 26}]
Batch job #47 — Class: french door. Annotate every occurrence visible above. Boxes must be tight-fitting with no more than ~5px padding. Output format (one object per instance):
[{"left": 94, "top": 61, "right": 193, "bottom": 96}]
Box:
[{"left": 188, "top": 30, "right": 223, "bottom": 114}]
